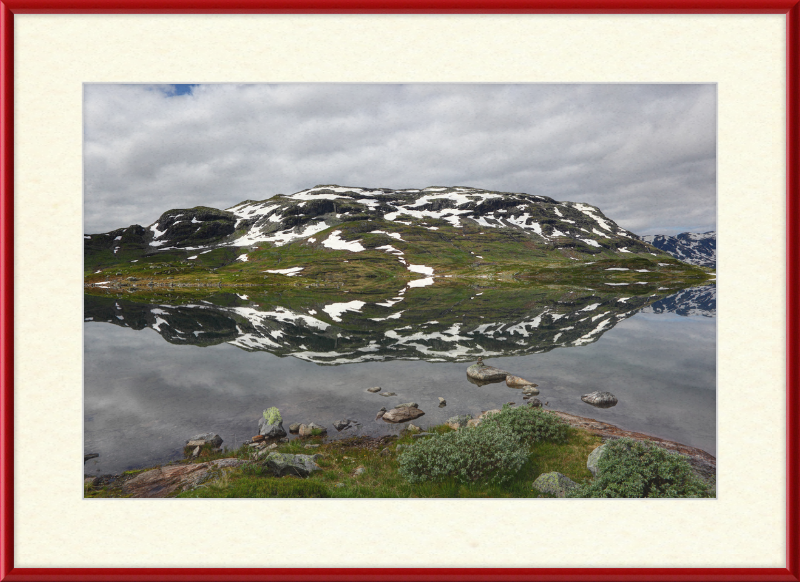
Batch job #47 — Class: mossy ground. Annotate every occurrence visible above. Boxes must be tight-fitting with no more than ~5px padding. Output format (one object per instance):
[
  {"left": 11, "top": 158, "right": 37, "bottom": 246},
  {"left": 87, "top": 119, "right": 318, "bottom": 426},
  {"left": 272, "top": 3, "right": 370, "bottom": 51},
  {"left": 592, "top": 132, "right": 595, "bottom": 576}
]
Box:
[
  {"left": 85, "top": 425, "right": 601, "bottom": 499},
  {"left": 85, "top": 219, "right": 714, "bottom": 303}
]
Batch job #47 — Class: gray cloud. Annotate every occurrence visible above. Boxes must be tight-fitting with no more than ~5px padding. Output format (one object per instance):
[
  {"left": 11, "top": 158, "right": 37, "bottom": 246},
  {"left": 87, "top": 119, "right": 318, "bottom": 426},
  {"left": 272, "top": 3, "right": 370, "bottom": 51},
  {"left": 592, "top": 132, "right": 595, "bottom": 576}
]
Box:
[{"left": 84, "top": 83, "right": 716, "bottom": 236}]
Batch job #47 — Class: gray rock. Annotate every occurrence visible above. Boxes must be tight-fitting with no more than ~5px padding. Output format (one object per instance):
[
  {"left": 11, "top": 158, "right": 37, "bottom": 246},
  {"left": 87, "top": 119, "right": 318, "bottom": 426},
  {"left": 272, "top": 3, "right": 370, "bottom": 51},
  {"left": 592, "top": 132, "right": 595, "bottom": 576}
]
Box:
[
  {"left": 333, "top": 419, "right": 360, "bottom": 431},
  {"left": 191, "top": 446, "right": 201, "bottom": 458},
  {"left": 522, "top": 385, "right": 540, "bottom": 396},
  {"left": 299, "top": 422, "right": 327, "bottom": 437},
  {"left": 532, "top": 472, "right": 579, "bottom": 497},
  {"left": 587, "top": 444, "right": 607, "bottom": 477},
  {"left": 186, "top": 433, "right": 223, "bottom": 448},
  {"left": 380, "top": 392, "right": 397, "bottom": 397},
  {"left": 288, "top": 423, "right": 301, "bottom": 433},
  {"left": 366, "top": 386, "right": 382, "bottom": 393},
  {"left": 506, "top": 375, "right": 538, "bottom": 388},
  {"left": 581, "top": 391, "right": 618, "bottom": 408},
  {"left": 397, "top": 402, "right": 418, "bottom": 409},
  {"left": 466, "top": 361, "right": 509, "bottom": 385},
  {"left": 353, "top": 466, "right": 365, "bottom": 476},
  {"left": 262, "top": 453, "right": 322, "bottom": 478},
  {"left": 438, "top": 397, "right": 446, "bottom": 407},
  {"left": 528, "top": 398, "right": 543, "bottom": 408},
  {"left": 375, "top": 407, "right": 387, "bottom": 420},
  {"left": 258, "top": 416, "right": 287, "bottom": 439},
  {"left": 382, "top": 405, "right": 425, "bottom": 423},
  {"left": 446, "top": 414, "right": 472, "bottom": 429}
]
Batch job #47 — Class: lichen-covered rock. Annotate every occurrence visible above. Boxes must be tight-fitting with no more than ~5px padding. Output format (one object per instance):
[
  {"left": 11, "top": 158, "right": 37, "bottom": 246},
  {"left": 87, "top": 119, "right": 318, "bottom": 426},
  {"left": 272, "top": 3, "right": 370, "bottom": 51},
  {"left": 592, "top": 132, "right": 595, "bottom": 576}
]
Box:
[
  {"left": 262, "top": 453, "right": 322, "bottom": 477},
  {"left": 258, "top": 408, "right": 287, "bottom": 438},
  {"left": 587, "top": 443, "right": 607, "bottom": 477},
  {"left": 122, "top": 458, "right": 246, "bottom": 498},
  {"left": 382, "top": 405, "right": 425, "bottom": 423},
  {"left": 506, "top": 375, "right": 538, "bottom": 388},
  {"left": 581, "top": 391, "right": 618, "bottom": 408},
  {"left": 532, "top": 472, "right": 579, "bottom": 497},
  {"left": 185, "top": 433, "right": 223, "bottom": 448},
  {"left": 446, "top": 414, "right": 472, "bottom": 430}
]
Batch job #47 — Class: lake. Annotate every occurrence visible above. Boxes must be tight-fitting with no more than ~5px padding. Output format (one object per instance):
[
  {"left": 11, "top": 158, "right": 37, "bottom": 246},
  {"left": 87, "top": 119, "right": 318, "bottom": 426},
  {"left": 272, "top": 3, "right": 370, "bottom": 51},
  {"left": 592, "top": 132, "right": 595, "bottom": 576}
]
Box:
[{"left": 83, "top": 283, "right": 716, "bottom": 476}]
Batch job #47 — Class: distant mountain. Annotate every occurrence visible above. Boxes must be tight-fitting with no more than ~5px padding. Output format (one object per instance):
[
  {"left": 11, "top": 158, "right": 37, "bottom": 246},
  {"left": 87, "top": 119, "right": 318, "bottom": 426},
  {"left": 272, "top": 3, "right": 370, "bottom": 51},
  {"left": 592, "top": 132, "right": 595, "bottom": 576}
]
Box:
[{"left": 641, "top": 231, "right": 716, "bottom": 268}]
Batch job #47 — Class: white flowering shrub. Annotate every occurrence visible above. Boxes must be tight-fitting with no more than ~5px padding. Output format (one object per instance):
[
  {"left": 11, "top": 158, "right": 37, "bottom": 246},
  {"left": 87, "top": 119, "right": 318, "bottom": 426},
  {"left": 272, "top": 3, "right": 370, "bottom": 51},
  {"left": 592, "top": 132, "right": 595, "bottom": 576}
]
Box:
[{"left": 397, "top": 424, "right": 527, "bottom": 484}]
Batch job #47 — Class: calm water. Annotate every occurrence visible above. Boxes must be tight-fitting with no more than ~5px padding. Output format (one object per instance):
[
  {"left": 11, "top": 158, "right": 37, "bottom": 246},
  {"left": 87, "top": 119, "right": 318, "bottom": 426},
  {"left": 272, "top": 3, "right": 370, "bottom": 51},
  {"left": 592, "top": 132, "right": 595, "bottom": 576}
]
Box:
[{"left": 84, "top": 285, "right": 716, "bottom": 475}]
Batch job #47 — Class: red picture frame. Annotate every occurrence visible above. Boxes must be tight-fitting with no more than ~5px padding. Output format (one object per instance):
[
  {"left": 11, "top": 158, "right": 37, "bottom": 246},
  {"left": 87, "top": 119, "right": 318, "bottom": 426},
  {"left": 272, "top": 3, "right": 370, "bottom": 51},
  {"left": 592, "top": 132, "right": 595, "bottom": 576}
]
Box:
[{"left": 1, "top": 3, "right": 797, "bottom": 582}]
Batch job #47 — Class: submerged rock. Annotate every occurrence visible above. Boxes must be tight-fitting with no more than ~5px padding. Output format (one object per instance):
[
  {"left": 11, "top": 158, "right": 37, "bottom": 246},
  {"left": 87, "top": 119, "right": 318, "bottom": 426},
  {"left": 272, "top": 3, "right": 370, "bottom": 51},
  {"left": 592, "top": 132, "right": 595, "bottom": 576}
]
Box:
[
  {"left": 397, "top": 402, "right": 418, "bottom": 409},
  {"left": 382, "top": 405, "right": 425, "bottom": 423},
  {"left": 522, "top": 385, "right": 540, "bottom": 396},
  {"left": 506, "top": 375, "right": 538, "bottom": 388},
  {"left": 84, "top": 453, "right": 99, "bottom": 462},
  {"left": 333, "top": 419, "right": 360, "bottom": 432},
  {"left": 581, "top": 391, "right": 618, "bottom": 408},
  {"left": 262, "top": 453, "right": 322, "bottom": 477},
  {"left": 532, "top": 472, "right": 578, "bottom": 497},
  {"left": 438, "top": 397, "right": 447, "bottom": 407},
  {"left": 528, "top": 398, "right": 543, "bottom": 408},
  {"left": 587, "top": 443, "right": 608, "bottom": 477},
  {"left": 366, "top": 386, "right": 382, "bottom": 393},
  {"left": 380, "top": 392, "right": 397, "bottom": 397},
  {"left": 375, "top": 407, "right": 387, "bottom": 420},
  {"left": 299, "top": 422, "right": 327, "bottom": 437},
  {"left": 185, "top": 433, "right": 223, "bottom": 448}
]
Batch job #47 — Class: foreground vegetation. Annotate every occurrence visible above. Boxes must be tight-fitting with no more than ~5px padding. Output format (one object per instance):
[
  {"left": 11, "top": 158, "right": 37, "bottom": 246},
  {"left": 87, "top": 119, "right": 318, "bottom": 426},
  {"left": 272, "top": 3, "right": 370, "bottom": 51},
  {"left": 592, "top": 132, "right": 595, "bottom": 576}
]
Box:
[{"left": 85, "top": 407, "right": 712, "bottom": 499}]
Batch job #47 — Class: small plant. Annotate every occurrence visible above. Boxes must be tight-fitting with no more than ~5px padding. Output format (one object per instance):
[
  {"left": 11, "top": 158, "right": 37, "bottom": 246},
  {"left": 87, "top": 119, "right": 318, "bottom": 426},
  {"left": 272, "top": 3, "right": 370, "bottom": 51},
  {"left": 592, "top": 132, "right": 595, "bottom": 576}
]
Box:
[
  {"left": 478, "top": 404, "right": 568, "bottom": 444},
  {"left": 262, "top": 407, "right": 282, "bottom": 424},
  {"left": 567, "top": 438, "right": 712, "bottom": 498},
  {"left": 397, "top": 423, "right": 527, "bottom": 484}
]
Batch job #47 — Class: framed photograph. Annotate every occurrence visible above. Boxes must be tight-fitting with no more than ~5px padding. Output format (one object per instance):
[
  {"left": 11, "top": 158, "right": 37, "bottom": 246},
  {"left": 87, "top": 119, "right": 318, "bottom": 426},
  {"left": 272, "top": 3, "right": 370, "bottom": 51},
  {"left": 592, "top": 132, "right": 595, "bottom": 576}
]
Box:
[{"left": 1, "top": 3, "right": 797, "bottom": 581}]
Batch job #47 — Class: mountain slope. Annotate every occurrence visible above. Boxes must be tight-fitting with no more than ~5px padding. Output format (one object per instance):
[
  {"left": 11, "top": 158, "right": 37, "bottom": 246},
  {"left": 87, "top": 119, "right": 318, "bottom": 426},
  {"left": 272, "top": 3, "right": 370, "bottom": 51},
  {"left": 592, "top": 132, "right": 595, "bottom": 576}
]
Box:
[
  {"left": 84, "top": 185, "right": 713, "bottom": 294},
  {"left": 641, "top": 231, "right": 716, "bottom": 268}
]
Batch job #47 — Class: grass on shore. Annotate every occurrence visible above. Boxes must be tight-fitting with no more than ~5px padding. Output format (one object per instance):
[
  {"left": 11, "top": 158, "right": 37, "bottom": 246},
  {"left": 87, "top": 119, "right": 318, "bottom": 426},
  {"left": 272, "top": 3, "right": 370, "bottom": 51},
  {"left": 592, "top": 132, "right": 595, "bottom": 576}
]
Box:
[{"left": 83, "top": 424, "right": 601, "bottom": 499}]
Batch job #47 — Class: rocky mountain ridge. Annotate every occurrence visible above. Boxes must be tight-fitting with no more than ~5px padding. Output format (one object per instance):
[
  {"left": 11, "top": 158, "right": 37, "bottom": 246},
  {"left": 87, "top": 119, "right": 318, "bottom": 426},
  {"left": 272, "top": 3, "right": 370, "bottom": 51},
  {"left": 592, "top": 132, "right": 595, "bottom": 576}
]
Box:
[
  {"left": 86, "top": 185, "right": 669, "bottom": 263},
  {"left": 641, "top": 231, "right": 716, "bottom": 268}
]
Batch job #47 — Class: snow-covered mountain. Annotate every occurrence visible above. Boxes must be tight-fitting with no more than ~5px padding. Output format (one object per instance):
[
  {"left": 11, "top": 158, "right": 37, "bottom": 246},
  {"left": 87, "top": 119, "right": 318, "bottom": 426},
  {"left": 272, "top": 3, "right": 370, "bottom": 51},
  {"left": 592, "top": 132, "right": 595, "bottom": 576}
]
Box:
[
  {"left": 86, "top": 185, "right": 668, "bottom": 260},
  {"left": 641, "top": 231, "right": 716, "bottom": 268}
]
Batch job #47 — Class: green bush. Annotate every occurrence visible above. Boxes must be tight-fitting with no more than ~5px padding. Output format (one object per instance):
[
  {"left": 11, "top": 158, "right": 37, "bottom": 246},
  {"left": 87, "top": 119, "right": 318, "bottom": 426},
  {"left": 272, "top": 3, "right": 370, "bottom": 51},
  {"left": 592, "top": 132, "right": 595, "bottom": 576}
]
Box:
[
  {"left": 567, "top": 438, "right": 711, "bottom": 498},
  {"left": 262, "top": 407, "right": 282, "bottom": 424},
  {"left": 478, "top": 404, "right": 568, "bottom": 444},
  {"left": 397, "top": 424, "right": 527, "bottom": 484}
]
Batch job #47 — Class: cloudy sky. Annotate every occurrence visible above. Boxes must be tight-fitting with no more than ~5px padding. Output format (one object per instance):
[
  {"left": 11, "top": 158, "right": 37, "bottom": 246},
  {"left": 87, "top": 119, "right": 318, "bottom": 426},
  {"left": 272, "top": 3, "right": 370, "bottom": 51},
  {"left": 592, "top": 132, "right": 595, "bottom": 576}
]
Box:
[{"left": 84, "top": 83, "right": 716, "bottom": 237}]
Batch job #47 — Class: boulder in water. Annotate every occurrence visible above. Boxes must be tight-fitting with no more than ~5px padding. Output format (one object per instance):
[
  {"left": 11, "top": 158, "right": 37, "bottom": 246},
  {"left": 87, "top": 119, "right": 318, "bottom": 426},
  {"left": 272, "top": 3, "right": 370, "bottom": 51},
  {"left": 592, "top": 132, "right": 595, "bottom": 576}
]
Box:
[{"left": 581, "top": 391, "right": 618, "bottom": 408}]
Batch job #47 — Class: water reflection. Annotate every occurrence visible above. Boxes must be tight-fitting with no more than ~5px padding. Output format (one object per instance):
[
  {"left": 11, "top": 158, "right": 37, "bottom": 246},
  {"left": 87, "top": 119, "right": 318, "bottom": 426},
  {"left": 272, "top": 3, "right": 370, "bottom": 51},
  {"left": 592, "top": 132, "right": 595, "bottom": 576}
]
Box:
[{"left": 83, "top": 284, "right": 715, "bottom": 475}]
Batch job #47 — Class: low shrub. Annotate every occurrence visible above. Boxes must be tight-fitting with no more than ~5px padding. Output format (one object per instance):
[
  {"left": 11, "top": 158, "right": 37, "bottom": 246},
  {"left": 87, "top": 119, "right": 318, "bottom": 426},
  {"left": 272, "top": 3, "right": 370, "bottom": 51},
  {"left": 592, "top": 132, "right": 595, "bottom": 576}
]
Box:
[
  {"left": 397, "top": 423, "right": 527, "bottom": 484},
  {"left": 479, "top": 404, "right": 569, "bottom": 444},
  {"left": 567, "top": 438, "right": 711, "bottom": 498}
]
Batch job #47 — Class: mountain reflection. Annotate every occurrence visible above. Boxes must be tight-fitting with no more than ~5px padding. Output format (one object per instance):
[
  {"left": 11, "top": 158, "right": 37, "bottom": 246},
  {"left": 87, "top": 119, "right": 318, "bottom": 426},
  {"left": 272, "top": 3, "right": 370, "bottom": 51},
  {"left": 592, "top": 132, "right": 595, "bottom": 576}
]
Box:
[{"left": 84, "top": 284, "right": 715, "bottom": 365}]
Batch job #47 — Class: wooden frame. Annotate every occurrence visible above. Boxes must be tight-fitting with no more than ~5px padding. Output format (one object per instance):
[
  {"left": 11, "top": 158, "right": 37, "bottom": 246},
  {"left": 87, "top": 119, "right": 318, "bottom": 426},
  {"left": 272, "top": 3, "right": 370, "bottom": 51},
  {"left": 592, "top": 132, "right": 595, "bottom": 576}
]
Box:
[{"left": 1, "top": 5, "right": 797, "bottom": 581}]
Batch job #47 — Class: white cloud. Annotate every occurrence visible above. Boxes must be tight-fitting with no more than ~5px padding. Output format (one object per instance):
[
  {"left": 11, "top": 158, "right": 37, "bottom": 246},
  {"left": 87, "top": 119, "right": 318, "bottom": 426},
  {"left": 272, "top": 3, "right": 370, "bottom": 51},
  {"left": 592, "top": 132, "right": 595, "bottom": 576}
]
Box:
[{"left": 84, "top": 83, "right": 716, "bottom": 237}]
